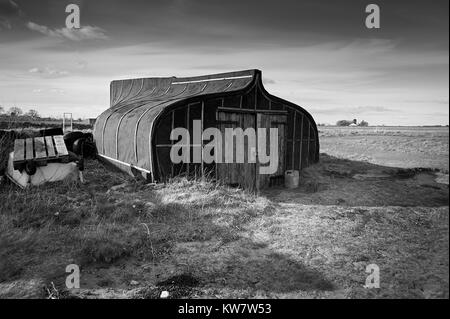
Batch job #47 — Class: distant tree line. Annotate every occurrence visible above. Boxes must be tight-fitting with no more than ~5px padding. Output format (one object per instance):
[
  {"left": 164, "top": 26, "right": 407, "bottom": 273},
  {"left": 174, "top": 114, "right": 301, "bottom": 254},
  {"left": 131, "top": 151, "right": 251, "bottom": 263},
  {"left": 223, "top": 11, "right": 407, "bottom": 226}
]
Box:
[
  {"left": 0, "top": 106, "right": 40, "bottom": 119},
  {"left": 0, "top": 106, "right": 88, "bottom": 122},
  {"left": 336, "top": 119, "right": 369, "bottom": 127}
]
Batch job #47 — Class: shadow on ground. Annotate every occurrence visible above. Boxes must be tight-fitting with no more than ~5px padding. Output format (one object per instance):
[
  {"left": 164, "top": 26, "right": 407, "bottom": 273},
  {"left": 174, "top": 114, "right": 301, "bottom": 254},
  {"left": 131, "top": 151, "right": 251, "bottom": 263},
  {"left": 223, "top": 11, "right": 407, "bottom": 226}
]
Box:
[
  {"left": 264, "top": 153, "right": 449, "bottom": 207},
  {"left": 0, "top": 159, "right": 334, "bottom": 298},
  {"left": 1, "top": 154, "right": 448, "bottom": 299}
]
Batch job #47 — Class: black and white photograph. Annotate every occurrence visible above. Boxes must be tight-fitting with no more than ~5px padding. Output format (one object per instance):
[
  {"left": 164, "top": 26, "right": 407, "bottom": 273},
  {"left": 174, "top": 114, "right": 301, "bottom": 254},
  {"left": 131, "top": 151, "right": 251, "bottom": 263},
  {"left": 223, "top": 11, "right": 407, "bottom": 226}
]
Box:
[{"left": 0, "top": 0, "right": 448, "bottom": 307}]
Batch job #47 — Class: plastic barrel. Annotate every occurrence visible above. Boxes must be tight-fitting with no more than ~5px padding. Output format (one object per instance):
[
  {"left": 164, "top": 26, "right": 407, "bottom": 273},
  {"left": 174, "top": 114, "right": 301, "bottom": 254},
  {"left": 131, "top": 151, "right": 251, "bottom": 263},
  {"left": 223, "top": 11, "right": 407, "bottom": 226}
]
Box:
[{"left": 284, "top": 170, "right": 299, "bottom": 189}]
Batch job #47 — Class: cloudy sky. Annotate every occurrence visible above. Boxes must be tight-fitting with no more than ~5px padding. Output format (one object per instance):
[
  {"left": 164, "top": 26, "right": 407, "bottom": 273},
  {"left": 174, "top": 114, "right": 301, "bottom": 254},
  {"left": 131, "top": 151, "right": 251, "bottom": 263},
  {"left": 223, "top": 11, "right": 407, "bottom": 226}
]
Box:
[{"left": 0, "top": 0, "right": 448, "bottom": 125}]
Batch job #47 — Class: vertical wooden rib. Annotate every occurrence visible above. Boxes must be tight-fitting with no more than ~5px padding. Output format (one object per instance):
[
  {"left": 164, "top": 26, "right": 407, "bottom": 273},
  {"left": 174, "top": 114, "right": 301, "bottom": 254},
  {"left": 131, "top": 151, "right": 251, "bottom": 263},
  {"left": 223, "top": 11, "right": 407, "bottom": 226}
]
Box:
[
  {"left": 171, "top": 110, "right": 174, "bottom": 177},
  {"left": 280, "top": 117, "right": 286, "bottom": 176},
  {"left": 283, "top": 105, "right": 287, "bottom": 173},
  {"left": 253, "top": 88, "right": 257, "bottom": 190},
  {"left": 186, "top": 104, "right": 190, "bottom": 175},
  {"left": 299, "top": 113, "right": 304, "bottom": 170},
  {"left": 254, "top": 86, "right": 257, "bottom": 110},
  {"left": 223, "top": 113, "right": 232, "bottom": 183},
  {"left": 253, "top": 113, "right": 258, "bottom": 191},
  {"left": 291, "top": 112, "right": 296, "bottom": 170},
  {"left": 200, "top": 102, "right": 204, "bottom": 178},
  {"left": 255, "top": 113, "right": 261, "bottom": 191},
  {"left": 306, "top": 122, "right": 311, "bottom": 166},
  {"left": 215, "top": 109, "right": 218, "bottom": 181}
]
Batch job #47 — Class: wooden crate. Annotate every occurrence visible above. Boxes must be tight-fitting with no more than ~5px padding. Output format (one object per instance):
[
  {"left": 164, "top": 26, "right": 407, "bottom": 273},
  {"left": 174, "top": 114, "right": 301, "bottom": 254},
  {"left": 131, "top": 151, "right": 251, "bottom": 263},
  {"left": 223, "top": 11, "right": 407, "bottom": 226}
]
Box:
[{"left": 13, "top": 135, "right": 69, "bottom": 170}]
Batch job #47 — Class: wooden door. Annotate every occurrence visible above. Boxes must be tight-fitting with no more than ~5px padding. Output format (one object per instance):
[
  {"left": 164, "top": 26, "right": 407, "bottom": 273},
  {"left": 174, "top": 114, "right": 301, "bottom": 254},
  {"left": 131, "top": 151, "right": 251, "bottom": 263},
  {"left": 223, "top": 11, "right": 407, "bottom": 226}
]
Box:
[
  {"left": 216, "top": 111, "right": 257, "bottom": 190},
  {"left": 256, "top": 113, "right": 286, "bottom": 190}
]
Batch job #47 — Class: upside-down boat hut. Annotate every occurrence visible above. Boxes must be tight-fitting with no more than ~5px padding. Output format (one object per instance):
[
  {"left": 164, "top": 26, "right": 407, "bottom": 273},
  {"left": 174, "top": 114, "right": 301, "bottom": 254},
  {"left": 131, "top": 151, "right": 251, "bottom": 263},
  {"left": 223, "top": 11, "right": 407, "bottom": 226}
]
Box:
[{"left": 93, "top": 69, "right": 319, "bottom": 190}]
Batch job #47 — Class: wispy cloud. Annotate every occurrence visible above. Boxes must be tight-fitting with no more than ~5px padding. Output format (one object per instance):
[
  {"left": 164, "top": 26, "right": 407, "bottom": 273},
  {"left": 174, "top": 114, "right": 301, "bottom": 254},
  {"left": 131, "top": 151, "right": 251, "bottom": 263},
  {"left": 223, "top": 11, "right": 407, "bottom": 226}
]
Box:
[
  {"left": 76, "top": 60, "right": 88, "bottom": 69},
  {"left": 0, "top": 0, "right": 20, "bottom": 16},
  {"left": 26, "top": 21, "right": 108, "bottom": 41},
  {"left": 28, "top": 66, "right": 69, "bottom": 78},
  {"left": 49, "top": 88, "right": 65, "bottom": 94},
  {"left": 32, "top": 87, "right": 66, "bottom": 95},
  {"left": 0, "top": 0, "right": 447, "bottom": 125},
  {"left": 404, "top": 98, "right": 449, "bottom": 105},
  {"left": 311, "top": 106, "right": 397, "bottom": 115},
  {"left": 0, "top": 16, "right": 11, "bottom": 29},
  {"left": 0, "top": 0, "right": 22, "bottom": 29}
]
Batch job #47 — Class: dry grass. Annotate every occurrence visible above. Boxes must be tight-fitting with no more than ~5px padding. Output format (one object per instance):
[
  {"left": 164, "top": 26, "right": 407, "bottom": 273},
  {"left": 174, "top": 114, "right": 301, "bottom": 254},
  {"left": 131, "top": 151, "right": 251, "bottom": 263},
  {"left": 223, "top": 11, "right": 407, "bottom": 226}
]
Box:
[
  {"left": 0, "top": 156, "right": 447, "bottom": 299},
  {"left": 0, "top": 160, "right": 278, "bottom": 298},
  {"left": 0, "top": 126, "right": 448, "bottom": 299},
  {"left": 319, "top": 126, "right": 449, "bottom": 172}
]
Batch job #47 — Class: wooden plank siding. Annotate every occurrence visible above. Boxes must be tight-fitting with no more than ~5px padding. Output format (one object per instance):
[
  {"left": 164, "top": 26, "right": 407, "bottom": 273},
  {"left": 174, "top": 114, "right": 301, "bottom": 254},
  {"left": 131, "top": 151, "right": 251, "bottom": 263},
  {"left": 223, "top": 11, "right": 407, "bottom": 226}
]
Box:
[
  {"left": 12, "top": 135, "right": 70, "bottom": 170},
  {"left": 45, "top": 136, "right": 56, "bottom": 158},
  {"left": 53, "top": 135, "right": 69, "bottom": 157},
  {"left": 291, "top": 112, "right": 296, "bottom": 170},
  {"left": 186, "top": 104, "right": 190, "bottom": 175},
  {"left": 299, "top": 113, "right": 304, "bottom": 170},
  {"left": 153, "top": 97, "right": 317, "bottom": 189},
  {"left": 256, "top": 113, "right": 286, "bottom": 190},
  {"left": 149, "top": 74, "right": 319, "bottom": 189},
  {"left": 25, "top": 138, "right": 34, "bottom": 160},
  {"left": 13, "top": 139, "right": 25, "bottom": 163},
  {"left": 34, "top": 137, "right": 47, "bottom": 165},
  {"left": 217, "top": 111, "right": 257, "bottom": 190}
]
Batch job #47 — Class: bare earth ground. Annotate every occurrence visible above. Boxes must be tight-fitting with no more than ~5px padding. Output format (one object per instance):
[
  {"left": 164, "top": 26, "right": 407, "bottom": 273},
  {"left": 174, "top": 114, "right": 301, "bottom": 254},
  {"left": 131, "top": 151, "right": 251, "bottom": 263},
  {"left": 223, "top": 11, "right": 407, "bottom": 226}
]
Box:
[{"left": 0, "top": 126, "right": 448, "bottom": 299}]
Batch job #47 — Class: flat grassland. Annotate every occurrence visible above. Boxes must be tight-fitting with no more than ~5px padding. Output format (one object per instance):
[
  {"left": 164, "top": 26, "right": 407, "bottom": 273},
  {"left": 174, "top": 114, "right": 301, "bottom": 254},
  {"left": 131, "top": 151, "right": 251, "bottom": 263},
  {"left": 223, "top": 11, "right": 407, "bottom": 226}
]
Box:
[
  {"left": 320, "top": 126, "right": 449, "bottom": 172},
  {"left": 0, "top": 126, "right": 448, "bottom": 299}
]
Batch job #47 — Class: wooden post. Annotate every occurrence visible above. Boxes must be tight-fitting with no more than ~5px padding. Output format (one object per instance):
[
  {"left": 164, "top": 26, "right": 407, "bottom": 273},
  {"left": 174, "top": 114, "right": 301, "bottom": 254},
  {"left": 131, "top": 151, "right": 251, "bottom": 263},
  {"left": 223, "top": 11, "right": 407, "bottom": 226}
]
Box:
[{"left": 63, "top": 113, "right": 73, "bottom": 133}]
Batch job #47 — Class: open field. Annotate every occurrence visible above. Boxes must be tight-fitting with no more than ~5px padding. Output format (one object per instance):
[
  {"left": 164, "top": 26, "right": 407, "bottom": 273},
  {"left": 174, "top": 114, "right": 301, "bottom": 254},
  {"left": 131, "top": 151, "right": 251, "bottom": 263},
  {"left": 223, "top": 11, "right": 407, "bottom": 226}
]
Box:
[
  {"left": 0, "top": 119, "right": 92, "bottom": 131},
  {"left": 319, "top": 126, "right": 449, "bottom": 172},
  {"left": 0, "top": 126, "right": 448, "bottom": 299}
]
